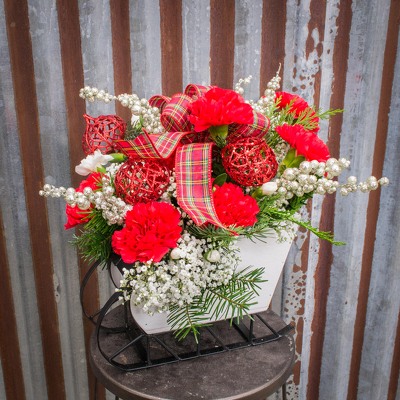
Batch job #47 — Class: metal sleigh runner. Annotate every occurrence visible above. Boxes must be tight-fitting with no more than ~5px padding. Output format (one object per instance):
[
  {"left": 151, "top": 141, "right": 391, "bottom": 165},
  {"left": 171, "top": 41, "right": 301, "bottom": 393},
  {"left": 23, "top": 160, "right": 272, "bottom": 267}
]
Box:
[{"left": 80, "top": 257, "right": 295, "bottom": 371}]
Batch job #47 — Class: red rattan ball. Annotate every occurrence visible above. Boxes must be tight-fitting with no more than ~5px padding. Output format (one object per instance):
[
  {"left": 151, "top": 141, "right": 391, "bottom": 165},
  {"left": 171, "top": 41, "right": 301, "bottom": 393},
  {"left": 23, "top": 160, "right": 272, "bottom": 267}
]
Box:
[
  {"left": 114, "top": 159, "right": 170, "bottom": 205},
  {"left": 82, "top": 114, "right": 126, "bottom": 155},
  {"left": 221, "top": 137, "right": 278, "bottom": 186}
]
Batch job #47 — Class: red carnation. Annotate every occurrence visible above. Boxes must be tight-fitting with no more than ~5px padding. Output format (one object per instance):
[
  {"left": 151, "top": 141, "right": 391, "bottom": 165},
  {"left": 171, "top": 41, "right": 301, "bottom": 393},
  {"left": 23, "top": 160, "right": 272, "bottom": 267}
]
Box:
[
  {"left": 275, "top": 92, "right": 310, "bottom": 115},
  {"left": 111, "top": 202, "right": 182, "bottom": 263},
  {"left": 275, "top": 92, "right": 319, "bottom": 132},
  {"left": 64, "top": 172, "right": 102, "bottom": 229},
  {"left": 276, "top": 124, "right": 330, "bottom": 162},
  {"left": 189, "top": 87, "right": 254, "bottom": 132},
  {"left": 213, "top": 183, "right": 259, "bottom": 228},
  {"left": 275, "top": 124, "right": 299, "bottom": 148}
]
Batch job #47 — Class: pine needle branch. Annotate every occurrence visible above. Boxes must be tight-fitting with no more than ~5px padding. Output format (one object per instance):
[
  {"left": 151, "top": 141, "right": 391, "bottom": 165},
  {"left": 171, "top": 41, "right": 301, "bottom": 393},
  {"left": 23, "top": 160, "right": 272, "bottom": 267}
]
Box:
[
  {"left": 71, "top": 209, "right": 120, "bottom": 264},
  {"left": 187, "top": 223, "right": 240, "bottom": 244},
  {"left": 167, "top": 302, "right": 210, "bottom": 342},
  {"left": 167, "top": 267, "right": 265, "bottom": 341},
  {"left": 316, "top": 108, "right": 344, "bottom": 119},
  {"left": 287, "top": 215, "right": 345, "bottom": 245},
  {"left": 265, "top": 208, "right": 345, "bottom": 245}
]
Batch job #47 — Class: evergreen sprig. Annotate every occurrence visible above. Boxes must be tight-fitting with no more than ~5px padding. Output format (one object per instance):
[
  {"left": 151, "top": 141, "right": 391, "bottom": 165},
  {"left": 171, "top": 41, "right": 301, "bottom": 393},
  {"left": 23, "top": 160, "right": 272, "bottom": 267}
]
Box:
[
  {"left": 293, "top": 107, "right": 320, "bottom": 131},
  {"left": 186, "top": 223, "right": 239, "bottom": 244},
  {"left": 167, "top": 267, "right": 265, "bottom": 341},
  {"left": 71, "top": 209, "right": 120, "bottom": 265},
  {"left": 286, "top": 192, "right": 313, "bottom": 212},
  {"left": 266, "top": 99, "right": 343, "bottom": 144},
  {"left": 124, "top": 118, "right": 144, "bottom": 140},
  {"left": 316, "top": 108, "right": 344, "bottom": 120},
  {"left": 266, "top": 207, "right": 345, "bottom": 246},
  {"left": 288, "top": 215, "right": 345, "bottom": 245},
  {"left": 167, "top": 303, "right": 210, "bottom": 342}
]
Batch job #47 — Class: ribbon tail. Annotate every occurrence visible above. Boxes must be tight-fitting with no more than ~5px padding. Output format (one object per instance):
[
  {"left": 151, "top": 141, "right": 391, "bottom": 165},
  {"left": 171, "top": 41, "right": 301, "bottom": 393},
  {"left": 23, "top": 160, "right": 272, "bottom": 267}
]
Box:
[
  {"left": 114, "top": 131, "right": 162, "bottom": 159},
  {"left": 175, "top": 142, "right": 226, "bottom": 229}
]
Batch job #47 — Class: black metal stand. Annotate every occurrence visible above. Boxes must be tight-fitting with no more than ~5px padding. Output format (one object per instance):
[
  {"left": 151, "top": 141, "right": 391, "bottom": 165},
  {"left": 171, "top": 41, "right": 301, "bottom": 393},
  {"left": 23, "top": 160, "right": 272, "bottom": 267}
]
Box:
[
  {"left": 80, "top": 259, "right": 126, "bottom": 333},
  {"left": 94, "top": 292, "right": 294, "bottom": 372}
]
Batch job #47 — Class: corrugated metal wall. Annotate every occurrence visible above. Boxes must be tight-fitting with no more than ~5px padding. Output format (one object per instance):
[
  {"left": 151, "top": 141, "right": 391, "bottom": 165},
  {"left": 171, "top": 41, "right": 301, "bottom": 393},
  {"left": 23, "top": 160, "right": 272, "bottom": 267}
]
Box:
[{"left": 0, "top": 1, "right": 398, "bottom": 399}]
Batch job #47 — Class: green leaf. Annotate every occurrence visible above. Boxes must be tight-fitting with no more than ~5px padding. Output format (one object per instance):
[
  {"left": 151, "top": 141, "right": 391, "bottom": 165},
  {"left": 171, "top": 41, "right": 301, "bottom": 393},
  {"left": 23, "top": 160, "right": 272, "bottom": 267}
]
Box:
[
  {"left": 109, "top": 153, "right": 127, "bottom": 163},
  {"left": 285, "top": 147, "right": 297, "bottom": 164},
  {"left": 209, "top": 125, "right": 229, "bottom": 147},
  {"left": 213, "top": 173, "right": 227, "bottom": 187},
  {"left": 124, "top": 119, "right": 144, "bottom": 140},
  {"left": 278, "top": 148, "right": 305, "bottom": 175}
]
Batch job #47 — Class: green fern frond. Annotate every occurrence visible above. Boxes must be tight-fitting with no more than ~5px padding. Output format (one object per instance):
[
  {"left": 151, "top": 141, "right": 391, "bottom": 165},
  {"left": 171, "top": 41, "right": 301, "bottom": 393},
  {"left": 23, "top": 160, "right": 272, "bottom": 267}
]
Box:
[
  {"left": 288, "top": 216, "right": 345, "bottom": 245},
  {"left": 229, "top": 266, "right": 266, "bottom": 294}
]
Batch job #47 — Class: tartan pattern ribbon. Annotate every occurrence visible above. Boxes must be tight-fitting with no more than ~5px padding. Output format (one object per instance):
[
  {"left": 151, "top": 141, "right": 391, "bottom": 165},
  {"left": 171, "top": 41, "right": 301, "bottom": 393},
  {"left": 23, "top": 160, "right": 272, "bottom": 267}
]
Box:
[
  {"left": 115, "top": 84, "right": 270, "bottom": 229},
  {"left": 228, "top": 111, "right": 270, "bottom": 142},
  {"left": 175, "top": 142, "right": 218, "bottom": 226}
]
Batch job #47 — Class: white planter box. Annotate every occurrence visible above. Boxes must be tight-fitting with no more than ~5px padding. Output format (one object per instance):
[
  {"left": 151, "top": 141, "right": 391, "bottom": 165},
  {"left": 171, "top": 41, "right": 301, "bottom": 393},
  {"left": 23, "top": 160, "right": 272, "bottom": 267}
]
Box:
[{"left": 112, "top": 233, "right": 292, "bottom": 334}]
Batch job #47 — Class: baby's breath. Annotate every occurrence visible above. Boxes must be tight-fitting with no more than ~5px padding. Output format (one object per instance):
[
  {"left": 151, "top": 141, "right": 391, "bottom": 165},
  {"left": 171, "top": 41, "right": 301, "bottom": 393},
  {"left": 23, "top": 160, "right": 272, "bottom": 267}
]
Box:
[{"left": 119, "top": 232, "right": 240, "bottom": 313}]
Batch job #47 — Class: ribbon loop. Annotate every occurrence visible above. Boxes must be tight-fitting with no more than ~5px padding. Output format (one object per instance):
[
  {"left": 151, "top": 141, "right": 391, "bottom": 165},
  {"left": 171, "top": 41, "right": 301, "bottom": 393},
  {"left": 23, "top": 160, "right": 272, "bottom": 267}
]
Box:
[
  {"left": 161, "top": 93, "right": 192, "bottom": 132},
  {"left": 184, "top": 84, "right": 213, "bottom": 99},
  {"left": 149, "top": 95, "right": 171, "bottom": 112},
  {"left": 228, "top": 111, "right": 270, "bottom": 142}
]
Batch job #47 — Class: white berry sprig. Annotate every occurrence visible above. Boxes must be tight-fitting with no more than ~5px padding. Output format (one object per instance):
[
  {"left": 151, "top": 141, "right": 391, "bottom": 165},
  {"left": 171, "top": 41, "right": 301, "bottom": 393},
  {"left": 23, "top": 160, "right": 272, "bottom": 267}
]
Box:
[{"left": 79, "top": 86, "right": 164, "bottom": 134}]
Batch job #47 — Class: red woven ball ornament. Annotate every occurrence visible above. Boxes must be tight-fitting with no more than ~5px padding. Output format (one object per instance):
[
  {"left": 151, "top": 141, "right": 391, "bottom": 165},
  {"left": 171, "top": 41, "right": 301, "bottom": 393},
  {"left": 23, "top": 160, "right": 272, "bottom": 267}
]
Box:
[
  {"left": 82, "top": 114, "right": 126, "bottom": 155},
  {"left": 221, "top": 137, "right": 278, "bottom": 186},
  {"left": 114, "top": 159, "right": 171, "bottom": 205}
]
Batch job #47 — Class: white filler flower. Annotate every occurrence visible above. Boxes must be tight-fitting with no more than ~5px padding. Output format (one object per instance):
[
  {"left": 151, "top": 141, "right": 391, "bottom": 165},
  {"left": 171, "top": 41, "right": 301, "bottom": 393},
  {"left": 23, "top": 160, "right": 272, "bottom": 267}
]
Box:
[{"left": 75, "top": 150, "right": 113, "bottom": 176}]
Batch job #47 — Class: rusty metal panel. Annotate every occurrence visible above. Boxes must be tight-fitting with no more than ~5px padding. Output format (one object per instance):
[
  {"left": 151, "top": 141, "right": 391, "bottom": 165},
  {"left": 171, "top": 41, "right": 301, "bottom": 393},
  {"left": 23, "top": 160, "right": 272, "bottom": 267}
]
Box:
[
  {"left": 182, "top": 0, "right": 210, "bottom": 86},
  {"left": 27, "top": 0, "right": 90, "bottom": 398},
  {"left": 130, "top": 0, "right": 162, "bottom": 98},
  {"left": 233, "top": 0, "right": 263, "bottom": 100},
  {"left": 321, "top": 1, "right": 393, "bottom": 399},
  {"left": 281, "top": 1, "right": 320, "bottom": 397},
  {"left": 78, "top": 0, "right": 117, "bottom": 311},
  {"left": 356, "top": 30, "right": 400, "bottom": 400},
  {"left": 0, "top": 363, "right": 5, "bottom": 400},
  {"left": 0, "top": 1, "right": 48, "bottom": 398}
]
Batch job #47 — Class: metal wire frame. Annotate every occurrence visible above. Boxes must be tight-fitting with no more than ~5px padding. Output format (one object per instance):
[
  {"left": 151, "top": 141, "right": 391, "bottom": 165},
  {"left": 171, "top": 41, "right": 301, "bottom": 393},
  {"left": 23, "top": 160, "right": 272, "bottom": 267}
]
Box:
[
  {"left": 94, "top": 292, "right": 294, "bottom": 372},
  {"left": 79, "top": 259, "right": 126, "bottom": 333}
]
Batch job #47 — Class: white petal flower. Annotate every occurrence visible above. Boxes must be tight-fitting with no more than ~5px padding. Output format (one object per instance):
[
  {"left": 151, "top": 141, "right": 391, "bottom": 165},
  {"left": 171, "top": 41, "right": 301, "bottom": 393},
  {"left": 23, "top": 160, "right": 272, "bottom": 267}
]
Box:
[
  {"left": 75, "top": 150, "right": 113, "bottom": 176},
  {"left": 261, "top": 181, "right": 278, "bottom": 195}
]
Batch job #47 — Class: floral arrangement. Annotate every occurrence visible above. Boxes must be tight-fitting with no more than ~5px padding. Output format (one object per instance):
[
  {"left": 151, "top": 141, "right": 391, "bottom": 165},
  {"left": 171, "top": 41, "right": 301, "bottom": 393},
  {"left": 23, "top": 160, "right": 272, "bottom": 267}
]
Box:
[{"left": 40, "top": 72, "right": 388, "bottom": 339}]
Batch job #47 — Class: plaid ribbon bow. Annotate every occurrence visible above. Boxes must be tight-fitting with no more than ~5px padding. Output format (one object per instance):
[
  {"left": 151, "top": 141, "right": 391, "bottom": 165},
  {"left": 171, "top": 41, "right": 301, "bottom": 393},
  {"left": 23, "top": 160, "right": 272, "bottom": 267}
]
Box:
[{"left": 115, "top": 84, "right": 270, "bottom": 229}]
